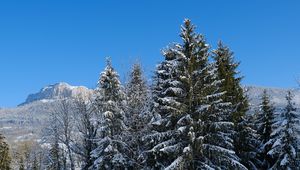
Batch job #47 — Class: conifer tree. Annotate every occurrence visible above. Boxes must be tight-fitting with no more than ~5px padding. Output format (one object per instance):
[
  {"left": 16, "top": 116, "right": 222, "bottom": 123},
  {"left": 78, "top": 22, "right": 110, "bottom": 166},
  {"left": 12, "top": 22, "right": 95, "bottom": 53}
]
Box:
[
  {"left": 32, "top": 156, "right": 39, "bottom": 170},
  {"left": 48, "top": 136, "right": 63, "bottom": 170},
  {"left": 19, "top": 157, "right": 25, "bottom": 170},
  {"left": 258, "top": 90, "right": 275, "bottom": 144},
  {"left": 0, "top": 134, "right": 11, "bottom": 170},
  {"left": 142, "top": 42, "right": 187, "bottom": 169},
  {"left": 255, "top": 89, "right": 275, "bottom": 168},
  {"left": 143, "top": 19, "right": 245, "bottom": 169},
  {"left": 125, "top": 62, "right": 149, "bottom": 167},
  {"left": 212, "top": 42, "right": 248, "bottom": 124},
  {"left": 194, "top": 62, "right": 247, "bottom": 169},
  {"left": 234, "top": 116, "right": 262, "bottom": 169},
  {"left": 126, "top": 62, "right": 148, "bottom": 122},
  {"left": 91, "top": 58, "right": 133, "bottom": 169},
  {"left": 268, "top": 91, "right": 299, "bottom": 169},
  {"left": 212, "top": 42, "right": 260, "bottom": 169}
]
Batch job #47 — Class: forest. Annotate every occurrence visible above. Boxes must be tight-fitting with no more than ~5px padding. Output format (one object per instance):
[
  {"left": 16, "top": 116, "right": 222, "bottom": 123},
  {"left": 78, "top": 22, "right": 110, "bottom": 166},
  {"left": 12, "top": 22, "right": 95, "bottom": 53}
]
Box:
[{"left": 0, "top": 19, "right": 299, "bottom": 170}]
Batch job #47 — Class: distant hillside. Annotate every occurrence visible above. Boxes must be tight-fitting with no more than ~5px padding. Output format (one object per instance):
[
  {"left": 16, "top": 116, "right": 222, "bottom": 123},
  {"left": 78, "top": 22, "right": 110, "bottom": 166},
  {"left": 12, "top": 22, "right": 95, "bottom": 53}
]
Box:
[
  {"left": 246, "top": 85, "right": 300, "bottom": 109},
  {"left": 0, "top": 82, "right": 299, "bottom": 146}
]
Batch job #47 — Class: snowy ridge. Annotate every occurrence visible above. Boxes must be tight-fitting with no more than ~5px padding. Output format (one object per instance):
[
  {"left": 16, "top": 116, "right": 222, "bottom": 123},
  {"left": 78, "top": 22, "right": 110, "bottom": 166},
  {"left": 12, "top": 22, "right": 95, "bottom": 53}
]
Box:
[
  {"left": 20, "top": 82, "right": 93, "bottom": 106},
  {"left": 245, "top": 85, "right": 300, "bottom": 109}
]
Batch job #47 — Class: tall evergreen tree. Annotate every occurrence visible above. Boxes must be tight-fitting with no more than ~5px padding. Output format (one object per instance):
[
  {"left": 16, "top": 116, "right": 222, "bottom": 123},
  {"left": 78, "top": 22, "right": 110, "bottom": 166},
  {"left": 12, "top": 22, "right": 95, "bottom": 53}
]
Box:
[
  {"left": 126, "top": 62, "right": 148, "bottom": 123},
  {"left": 91, "top": 58, "right": 133, "bottom": 169},
  {"left": 194, "top": 62, "right": 246, "bottom": 169},
  {"left": 212, "top": 42, "right": 260, "bottom": 169},
  {"left": 0, "top": 134, "right": 11, "bottom": 170},
  {"left": 143, "top": 19, "right": 245, "bottom": 169},
  {"left": 268, "top": 91, "right": 299, "bottom": 169},
  {"left": 255, "top": 89, "right": 275, "bottom": 168},
  {"left": 212, "top": 41, "right": 249, "bottom": 123},
  {"left": 142, "top": 41, "right": 188, "bottom": 169},
  {"left": 257, "top": 90, "right": 275, "bottom": 144},
  {"left": 125, "top": 62, "right": 149, "bottom": 167},
  {"left": 48, "top": 134, "right": 63, "bottom": 170}
]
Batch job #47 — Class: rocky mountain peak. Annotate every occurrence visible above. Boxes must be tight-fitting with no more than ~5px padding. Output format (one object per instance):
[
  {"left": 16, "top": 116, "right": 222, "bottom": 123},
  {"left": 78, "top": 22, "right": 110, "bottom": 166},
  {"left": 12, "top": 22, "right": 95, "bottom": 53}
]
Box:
[{"left": 20, "top": 82, "right": 93, "bottom": 105}]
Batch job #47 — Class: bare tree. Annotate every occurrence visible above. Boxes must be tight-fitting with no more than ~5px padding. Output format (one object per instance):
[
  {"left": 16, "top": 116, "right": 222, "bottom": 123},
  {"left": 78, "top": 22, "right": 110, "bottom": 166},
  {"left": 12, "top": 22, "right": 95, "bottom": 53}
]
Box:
[
  {"left": 46, "top": 99, "right": 76, "bottom": 170},
  {"left": 72, "top": 96, "right": 97, "bottom": 170}
]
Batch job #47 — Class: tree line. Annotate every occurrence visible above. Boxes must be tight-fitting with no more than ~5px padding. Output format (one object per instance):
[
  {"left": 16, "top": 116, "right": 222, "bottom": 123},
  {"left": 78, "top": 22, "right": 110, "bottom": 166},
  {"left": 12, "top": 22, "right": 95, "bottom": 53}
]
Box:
[{"left": 1, "top": 19, "right": 299, "bottom": 170}]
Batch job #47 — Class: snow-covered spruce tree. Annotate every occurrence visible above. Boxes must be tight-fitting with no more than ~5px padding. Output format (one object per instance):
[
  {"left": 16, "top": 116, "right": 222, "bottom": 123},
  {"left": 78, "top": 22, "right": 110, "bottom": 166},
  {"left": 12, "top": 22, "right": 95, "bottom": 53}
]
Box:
[
  {"left": 212, "top": 42, "right": 261, "bottom": 169},
  {"left": 179, "top": 19, "right": 246, "bottom": 169},
  {"left": 125, "top": 62, "right": 149, "bottom": 166},
  {"left": 143, "top": 19, "right": 246, "bottom": 169},
  {"left": 91, "top": 58, "right": 133, "bottom": 169},
  {"left": 142, "top": 43, "right": 188, "bottom": 169},
  {"left": 255, "top": 90, "right": 275, "bottom": 168},
  {"left": 193, "top": 62, "right": 247, "bottom": 169},
  {"left": 267, "top": 91, "right": 299, "bottom": 169},
  {"left": 126, "top": 62, "right": 148, "bottom": 124},
  {"left": 0, "top": 134, "right": 11, "bottom": 170},
  {"left": 257, "top": 90, "right": 275, "bottom": 144},
  {"left": 212, "top": 41, "right": 249, "bottom": 124},
  {"left": 233, "top": 115, "right": 262, "bottom": 169}
]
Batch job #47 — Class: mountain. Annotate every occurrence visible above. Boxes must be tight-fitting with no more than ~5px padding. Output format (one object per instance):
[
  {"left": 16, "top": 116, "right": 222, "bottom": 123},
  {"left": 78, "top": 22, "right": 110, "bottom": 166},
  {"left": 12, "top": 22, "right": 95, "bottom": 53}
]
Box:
[
  {"left": 0, "top": 82, "right": 93, "bottom": 144},
  {"left": 0, "top": 83, "right": 299, "bottom": 147},
  {"left": 20, "top": 82, "right": 93, "bottom": 106},
  {"left": 246, "top": 85, "right": 300, "bottom": 109},
  {"left": 20, "top": 83, "right": 300, "bottom": 108}
]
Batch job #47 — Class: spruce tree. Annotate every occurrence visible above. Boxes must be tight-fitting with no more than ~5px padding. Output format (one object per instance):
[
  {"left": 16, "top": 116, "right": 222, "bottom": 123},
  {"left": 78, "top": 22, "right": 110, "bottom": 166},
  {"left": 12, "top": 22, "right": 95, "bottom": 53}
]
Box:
[
  {"left": 193, "top": 62, "right": 247, "bottom": 169},
  {"left": 0, "top": 134, "right": 11, "bottom": 170},
  {"left": 234, "top": 116, "right": 262, "bottom": 169},
  {"left": 126, "top": 62, "right": 148, "bottom": 123},
  {"left": 255, "top": 89, "right": 275, "bottom": 168},
  {"left": 258, "top": 90, "right": 275, "bottom": 144},
  {"left": 32, "top": 156, "right": 39, "bottom": 170},
  {"left": 268, "top": 91, "right": 299, "bottom": 169},
  {"left": 212, "top": 42, "right": 260, "bottom": 169},
  {"left": 91, "top": 58, "right": 133, "bottom": 169},
  {"left": 142, "top": 42, "right": 187, "bottom": 169},
  {"left": 48, "top": 137, "right": 62, "bottom": 170},
  {"left": 212, "top": 42, "right": 248, "bottom": 124},
  {"left": 143, "top": 19, "right": 245, "bottom": 169},
  {"left": 19, "top": 157, "right": 25, "bottom": 170},
  {"left": 125, "top": 62, "right": 149, "bottom": 167}
]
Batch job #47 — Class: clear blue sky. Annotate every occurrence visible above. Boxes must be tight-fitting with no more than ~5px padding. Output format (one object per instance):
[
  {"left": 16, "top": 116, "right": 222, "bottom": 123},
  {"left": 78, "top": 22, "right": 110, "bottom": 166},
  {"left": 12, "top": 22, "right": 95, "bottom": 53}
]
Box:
[{"left": 0, "top": 0, "right": 299, "bottom": 107}]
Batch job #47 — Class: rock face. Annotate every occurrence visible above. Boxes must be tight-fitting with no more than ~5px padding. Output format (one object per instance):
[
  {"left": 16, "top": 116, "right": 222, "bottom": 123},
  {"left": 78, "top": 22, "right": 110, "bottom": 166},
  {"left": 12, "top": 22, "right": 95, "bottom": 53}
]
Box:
[{"left": 21, "top": 82, "right": 93, "bottom": 105}]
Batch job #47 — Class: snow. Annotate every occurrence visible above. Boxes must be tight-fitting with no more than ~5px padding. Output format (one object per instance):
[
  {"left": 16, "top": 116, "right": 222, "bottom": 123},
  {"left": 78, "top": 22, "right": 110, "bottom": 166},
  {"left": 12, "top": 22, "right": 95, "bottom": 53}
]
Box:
[
  {"left": 165, "top": 156, "right": 184, "bottom": 170},
  {"left": 0, "top": 126, "right": 12, "bottom": 130},
  {"left": 272, "top": 139, "right": 282, "bottom": 148},
  {"left": 280, "top": 154, "right": 289, "bottom": 166},
  {"left": 177, "top": 126, "right": 186, "bottom": 133},
  {"left": 104, "top": 144, "right": 113, "bottom": 153}
]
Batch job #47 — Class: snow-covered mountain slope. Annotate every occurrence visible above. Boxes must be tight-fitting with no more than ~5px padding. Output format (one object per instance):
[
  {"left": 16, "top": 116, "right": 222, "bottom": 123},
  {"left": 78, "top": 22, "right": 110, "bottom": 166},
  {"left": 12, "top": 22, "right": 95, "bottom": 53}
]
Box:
[
  {"left": 0, "top": 100, "right": 55, "bottom": 143},
  {"left": 20, "top": 82, "right": 93, "bottom": 106},
  {"left": 0, "top": 83, "right": 299, "bottom": 146},
  {"left": 246, "top": 85, "right": 300, "bottom": 109},
  {"left": 0, "top": 82, "right": 93, "bottom": 144}
]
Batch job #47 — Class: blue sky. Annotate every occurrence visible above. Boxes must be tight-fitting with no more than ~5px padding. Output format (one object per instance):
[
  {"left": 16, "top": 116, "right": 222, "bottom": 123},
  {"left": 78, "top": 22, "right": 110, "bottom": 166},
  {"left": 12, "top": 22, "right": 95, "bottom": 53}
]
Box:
[{"left": 0, "top": 0, "right": 299, "bottom": 107}]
